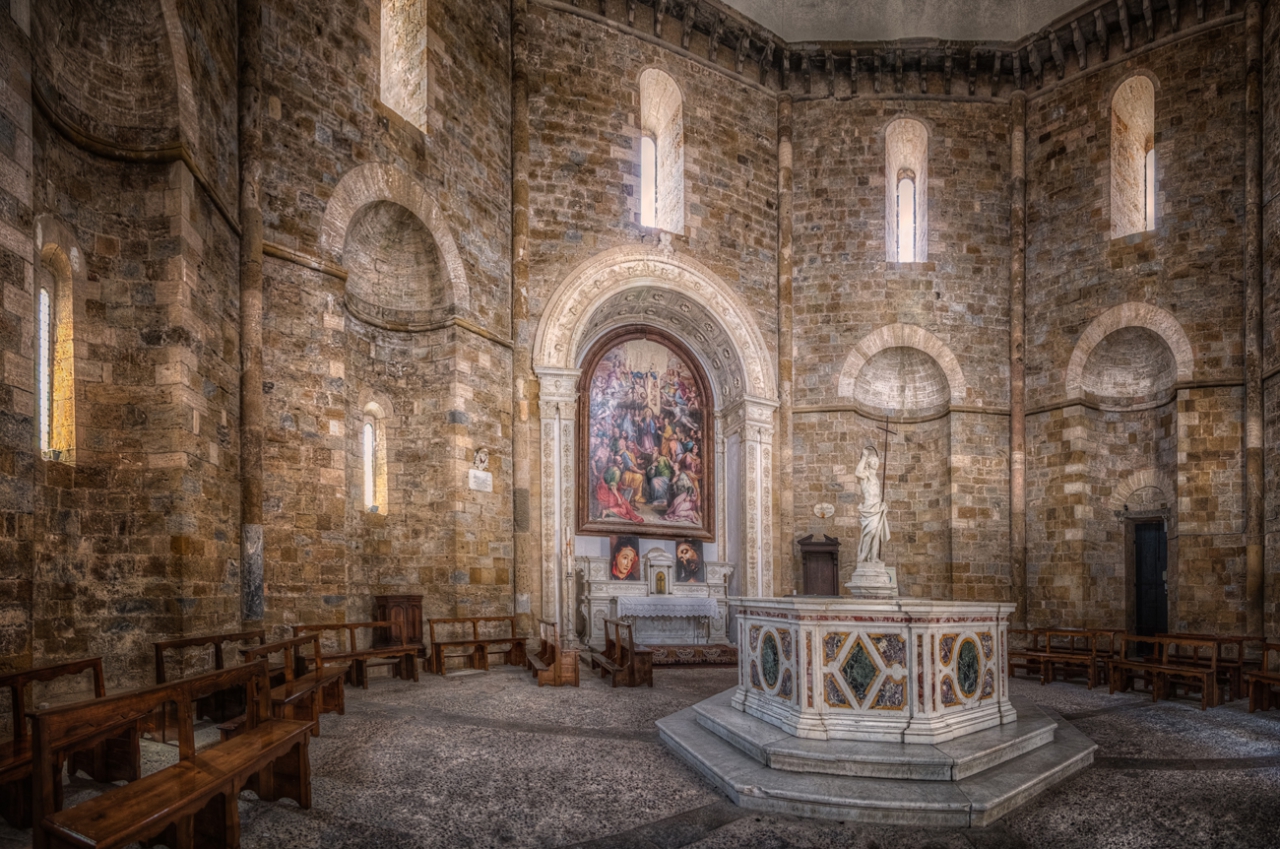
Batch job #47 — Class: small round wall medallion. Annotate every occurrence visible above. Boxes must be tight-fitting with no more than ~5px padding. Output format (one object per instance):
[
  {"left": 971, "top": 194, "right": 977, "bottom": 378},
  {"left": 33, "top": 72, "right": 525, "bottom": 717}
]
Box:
[{"left": 813, "top": 502, "right": 835, "bottom": 519}]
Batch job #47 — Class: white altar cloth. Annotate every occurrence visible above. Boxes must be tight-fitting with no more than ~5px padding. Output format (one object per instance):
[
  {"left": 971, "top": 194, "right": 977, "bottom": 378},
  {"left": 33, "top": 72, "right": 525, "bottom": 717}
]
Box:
[{"left": 618, "top": 596, "right": 720, "bottom": 618}]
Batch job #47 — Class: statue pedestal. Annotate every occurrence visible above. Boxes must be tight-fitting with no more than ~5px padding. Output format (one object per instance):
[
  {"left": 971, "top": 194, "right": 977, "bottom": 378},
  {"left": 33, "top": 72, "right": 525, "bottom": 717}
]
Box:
[
  {"left": 844, "top": 559, "right": 898, "bottom": 598},
  {"left": 729, "top": 596, "right": 1016, "bottom": 744}
]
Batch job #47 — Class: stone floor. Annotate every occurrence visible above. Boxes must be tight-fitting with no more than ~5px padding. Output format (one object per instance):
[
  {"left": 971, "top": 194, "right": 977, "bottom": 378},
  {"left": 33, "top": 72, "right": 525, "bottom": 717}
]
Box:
[{"left": 4, "top": 664, "right": 1280, "bottom": 848}]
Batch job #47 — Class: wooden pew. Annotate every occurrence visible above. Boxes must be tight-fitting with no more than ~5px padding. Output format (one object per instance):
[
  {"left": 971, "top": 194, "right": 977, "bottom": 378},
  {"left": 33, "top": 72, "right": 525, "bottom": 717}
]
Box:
[
  {"left": 426, "top": 616, "right": 527, "bottom": 675},
  {"left": 292, "top": 622, "right": 419, "bottom": 688},
  {"left": 1109, "top": 634, "right": 1219, "bottom": 710},
  {"left": 1007, "top": 629, "right": 1047, "bottom": 681},
  {"left": 587, "top": 619, "right": 653, "bottom": 688},
  {"left": 219, "top": 634, "right": 348, "bottom": 740},
  {"left": 30, "top": 659, "right": 312, "bottom": 849},
  {"left": 154, "top": 630, "right": 267, "bottom": 740},
  {"left": 0, "top": 658, "right": 137, "bottom": 829},
  {"left": 1244, "top": 642, "right": 1280, "bottom": 712},
  {"left": 1157, "top": 632, "right": 1248, "bottom": 702},
  {"left": 527, "top": 619, "right": 579, "bottom": 687},
  {"left": 1039, "top": 630, "right": 1109, "bottom": 690}
]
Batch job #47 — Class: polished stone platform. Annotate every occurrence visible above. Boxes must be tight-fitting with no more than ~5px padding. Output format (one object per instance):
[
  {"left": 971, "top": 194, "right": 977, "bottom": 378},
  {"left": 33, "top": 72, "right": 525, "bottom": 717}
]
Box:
[{"left": 658, "top": 689, "right": 1096, "bottom": 827}]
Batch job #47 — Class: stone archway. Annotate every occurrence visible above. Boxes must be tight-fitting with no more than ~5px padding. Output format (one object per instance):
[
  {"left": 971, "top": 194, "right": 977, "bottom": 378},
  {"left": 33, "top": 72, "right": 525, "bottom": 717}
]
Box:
[
  {"left": 533, "top": 247, "right": 779, "bottom": 628},
  {"left": 1065, "top": 303, "right": 1193, "bottom": 402},
  {"left": 320, "top": 163, "right": 470, "bottom": 320}
]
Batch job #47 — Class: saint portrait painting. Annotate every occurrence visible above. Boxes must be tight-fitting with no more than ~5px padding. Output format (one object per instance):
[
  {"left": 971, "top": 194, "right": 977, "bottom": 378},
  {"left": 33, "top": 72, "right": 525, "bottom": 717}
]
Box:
[
  {"left": 609, "top": 536, "right": 642, "bottom": 581},
  {"left": 675, "top": 539, "right": 705, "bottom": 583},
  {"left": 578, "top": 327, "right": 714, "bottom": 541}
]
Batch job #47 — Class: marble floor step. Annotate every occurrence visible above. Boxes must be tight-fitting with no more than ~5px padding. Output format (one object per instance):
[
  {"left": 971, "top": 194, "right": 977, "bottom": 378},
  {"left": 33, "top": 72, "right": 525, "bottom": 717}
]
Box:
[
  {"left": 658, "top": 699, "right": 1096, "bottom": 827},
  {"left": 693, "top": 690, "right": 1059, "bottom": 781}
]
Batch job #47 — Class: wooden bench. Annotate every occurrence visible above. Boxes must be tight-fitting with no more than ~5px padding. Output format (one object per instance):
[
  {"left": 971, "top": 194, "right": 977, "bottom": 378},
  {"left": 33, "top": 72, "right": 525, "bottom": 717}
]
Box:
[
  {"left": 1007, "top": 629, "right": 1047, "bottom": 681},
  {"left": 1039, "top": 629, "right": 1113, "bottom": 690},
  {"left": 219, "top": 634, "right": 348, "bottom": 740},
  {"left": 426, "top": 616, "right": 528, "bottom": 675},
  {"left": 1, "top": 658, "right": 138, "bottom": 829},
  {"left": 293, "top": 621, "right": 419, "bottom": 688},
  {"left": 586, "top": 619, "right": 653, "bottom": 688},
  {"left": 30, "top": 659, "right": 312, "bottom": 849},
  {"left": 1109, "top": 634, "right": 1219, "bottom": 710},
  {"left": 527, "top": 619, "right": 579, "bottom": 687},
  {"left": 1244, "top": 642, "right": 1280, "bottom": 712},
  {"left": 154, "top": 630, "right": 268, "bottom": 740},
  {"left": 1157, "top": 632, "right": 1249, "bottom": 702}
]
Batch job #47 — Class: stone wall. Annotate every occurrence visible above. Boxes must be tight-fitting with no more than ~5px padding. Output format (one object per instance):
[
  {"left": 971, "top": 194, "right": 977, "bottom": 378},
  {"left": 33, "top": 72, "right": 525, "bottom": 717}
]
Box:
[
  {"left": 1264, "top": 0, "right": 1280, "bottom": 637},
  {"left": 1023, "top": 20, "right": 1248, "bottom": 628}
]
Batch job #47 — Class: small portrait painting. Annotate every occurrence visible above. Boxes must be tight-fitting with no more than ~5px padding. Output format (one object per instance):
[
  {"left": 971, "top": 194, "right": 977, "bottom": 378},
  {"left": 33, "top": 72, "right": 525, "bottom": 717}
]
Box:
[
  {"left": 675, "top": 539, "right": 705, "bottom": 583},
  {"left": 610, "top": 535, "right": 642, "bottom": 581}
]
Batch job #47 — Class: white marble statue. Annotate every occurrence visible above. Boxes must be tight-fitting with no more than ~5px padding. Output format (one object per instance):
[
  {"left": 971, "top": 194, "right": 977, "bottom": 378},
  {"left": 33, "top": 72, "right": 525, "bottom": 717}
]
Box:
[{"left": 855, "top": 445, "right": 890, "bottom": 564}]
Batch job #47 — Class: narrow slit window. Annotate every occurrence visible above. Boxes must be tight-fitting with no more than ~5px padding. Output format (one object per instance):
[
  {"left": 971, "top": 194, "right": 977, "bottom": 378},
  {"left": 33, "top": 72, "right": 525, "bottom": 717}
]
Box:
[
  {"left": 640, "top": 135, "right": 657, "bottom": 228},
  {"left": 37, "top": 286, "right": 51, "bottom": 453},
  {"left": 897, "top": 176, "right": 916, "bottom": 264},
  {"left": 1144, "top": 147, "right": 1156, "bottom": 231},
  {"left": 363, "top": 421, "right": 377, "bottom": 511}
]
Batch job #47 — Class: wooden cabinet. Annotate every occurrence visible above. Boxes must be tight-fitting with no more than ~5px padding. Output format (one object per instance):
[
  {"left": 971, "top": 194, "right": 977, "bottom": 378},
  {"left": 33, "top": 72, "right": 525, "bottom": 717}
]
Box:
[
  {"left": 374, "top": 594, "right": 424, "bottom": 656},
  {"left": 797, "top": 534, "right": 841, "bottom": 596}
]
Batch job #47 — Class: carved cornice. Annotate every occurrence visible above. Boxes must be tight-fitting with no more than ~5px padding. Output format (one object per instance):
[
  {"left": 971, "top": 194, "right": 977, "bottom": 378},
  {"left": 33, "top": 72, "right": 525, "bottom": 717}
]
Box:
[{"left": 530, "top": 0, "right": 1243, "bottom": 102}]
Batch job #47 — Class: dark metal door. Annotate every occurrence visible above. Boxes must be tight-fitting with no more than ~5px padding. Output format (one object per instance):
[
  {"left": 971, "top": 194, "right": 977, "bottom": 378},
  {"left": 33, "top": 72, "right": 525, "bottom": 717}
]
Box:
[{"left": 1134, "top": 522, "right": 1168, "bottom": 636}]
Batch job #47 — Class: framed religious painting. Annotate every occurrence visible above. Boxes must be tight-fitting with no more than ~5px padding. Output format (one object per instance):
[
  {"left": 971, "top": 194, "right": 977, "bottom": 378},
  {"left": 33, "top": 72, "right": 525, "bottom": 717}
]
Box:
[{"left": 577, "top": 325, "right": 715, "bottom": 541}]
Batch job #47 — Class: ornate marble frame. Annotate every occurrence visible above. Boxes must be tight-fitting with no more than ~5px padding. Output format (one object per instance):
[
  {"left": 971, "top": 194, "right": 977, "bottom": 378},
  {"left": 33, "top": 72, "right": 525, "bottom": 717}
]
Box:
[{"left": 534, "top": 246, "right": 779, "bottom": 630}]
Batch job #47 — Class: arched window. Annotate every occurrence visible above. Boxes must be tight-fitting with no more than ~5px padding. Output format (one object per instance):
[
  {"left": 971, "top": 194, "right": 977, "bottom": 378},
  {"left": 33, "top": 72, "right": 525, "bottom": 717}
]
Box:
[
  {"left": 638, "top": 68, "right": 684, "bottom": 233},
  {"left": 380, "top": 0, "right": 429, "bottom": 133},
  {"left": 37, "top": 245, "right": 75, "bottom": 462},
  {"left": 885, "top": 118, "right": 928, "bottom": 263},
  {"left": 362, "top": 403, "right": 388, "bottom": 513},
  {"left": 1111, "top": 75, "right": 1156, "bottom": 238}
]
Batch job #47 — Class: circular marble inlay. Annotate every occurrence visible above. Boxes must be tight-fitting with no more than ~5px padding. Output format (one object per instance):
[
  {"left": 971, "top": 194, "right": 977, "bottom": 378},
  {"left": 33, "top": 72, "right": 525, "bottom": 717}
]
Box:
[
  {"left": 761, "top": 632, "right": 780, "bottom": 688},
  {"left": 958, "top": 638, "right": 980, "bottom": 698}
]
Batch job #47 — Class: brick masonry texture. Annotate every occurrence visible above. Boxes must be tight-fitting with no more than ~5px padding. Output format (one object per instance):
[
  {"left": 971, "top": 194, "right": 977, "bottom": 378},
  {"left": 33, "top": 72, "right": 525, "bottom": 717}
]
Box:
[{"left": 3, "top": 0, "right": 1280, "bottom": 697}]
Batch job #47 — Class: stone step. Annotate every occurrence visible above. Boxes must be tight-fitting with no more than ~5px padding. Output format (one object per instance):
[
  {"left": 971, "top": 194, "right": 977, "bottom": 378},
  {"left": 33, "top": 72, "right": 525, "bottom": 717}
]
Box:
[
  {"left": 658, "top": 694, "right": 1096, "bottom": 827},
  {"left": 693, "top": 690, "right": 1059, "bottom": 781}
]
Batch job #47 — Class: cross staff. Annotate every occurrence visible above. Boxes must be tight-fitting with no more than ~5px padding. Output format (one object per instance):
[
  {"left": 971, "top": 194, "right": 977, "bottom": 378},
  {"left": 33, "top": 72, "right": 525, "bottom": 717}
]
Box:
[{"left": 874, "top": 414, "right": 897, "bottom": 493}]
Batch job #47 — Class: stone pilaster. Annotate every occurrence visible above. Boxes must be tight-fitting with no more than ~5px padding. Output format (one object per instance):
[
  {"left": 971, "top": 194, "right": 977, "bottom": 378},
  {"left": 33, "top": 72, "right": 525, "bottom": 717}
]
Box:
[
  {"left": 777, "top": 93, "right": 796, "bottom": 593},
  {"left": 1009, "top": 89, "right": 1027, "bottom": 627},
  {"left": 535, "top": 367, "right": 579, "bottom": 638},
  {"left": 1244, "top": 0, "right": 1265, "bottom": 635},
  {"left": 724, "top": 397, "right": 779, "bottom": 598}
]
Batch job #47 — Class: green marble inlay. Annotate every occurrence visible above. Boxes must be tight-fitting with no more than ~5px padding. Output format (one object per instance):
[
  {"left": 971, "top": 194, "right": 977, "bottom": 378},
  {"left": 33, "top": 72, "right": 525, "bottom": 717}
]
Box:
[
  {"left": 841, "top": 640, "right": 878, "bottom": 704},
  {"left": 958, "top": 638, "right": 980, "bottom": 697},
  {"left": 761, "top": 632, "right": 780, "bottom": 688}
]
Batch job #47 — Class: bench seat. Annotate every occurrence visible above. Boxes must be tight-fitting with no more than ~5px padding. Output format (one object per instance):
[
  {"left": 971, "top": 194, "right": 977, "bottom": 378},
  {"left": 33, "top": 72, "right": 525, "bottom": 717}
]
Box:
[{"left": 44, "top": 719, "right": 312, "bottom": 849}]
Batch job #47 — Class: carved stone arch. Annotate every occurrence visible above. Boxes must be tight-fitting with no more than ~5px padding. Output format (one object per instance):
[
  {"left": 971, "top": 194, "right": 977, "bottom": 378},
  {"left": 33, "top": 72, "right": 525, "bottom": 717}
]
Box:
[
  {"left": 836, "top": 323, "right": 967, "bottom": 408},
  {"left": 1065, "top": 303, "right": 1193, "bottom": 401},
  {"left": 1114, "top": 469, "right": 1173, "bottom": 513},
  {"left": 533, "top": 246, "right": 776, "bottom": 406},
  {"left": 320, "top": 163, "right": 470, "bottom": 319}
]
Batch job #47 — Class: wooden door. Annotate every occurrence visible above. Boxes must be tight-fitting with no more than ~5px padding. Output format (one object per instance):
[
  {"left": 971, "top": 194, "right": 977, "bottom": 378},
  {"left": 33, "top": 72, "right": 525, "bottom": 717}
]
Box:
[
  {"left": 803, "top": 552, "right": 837, "bottom": 596},
  {"left": 1134, "top": 521, "right": 1168, "bottom": 637}
]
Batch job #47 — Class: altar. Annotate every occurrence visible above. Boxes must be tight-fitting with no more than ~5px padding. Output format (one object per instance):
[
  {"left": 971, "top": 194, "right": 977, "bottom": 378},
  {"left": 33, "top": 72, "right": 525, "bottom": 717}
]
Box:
[{"left": 577, "top": 548, "right": 733, "bottom": 648}]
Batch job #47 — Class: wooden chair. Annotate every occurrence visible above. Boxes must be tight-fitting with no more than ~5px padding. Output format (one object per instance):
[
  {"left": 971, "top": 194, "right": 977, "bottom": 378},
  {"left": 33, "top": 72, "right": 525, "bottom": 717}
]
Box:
[
  {"left": 426, "top": 616, "right": 527, "bottom": 675},
  {"left": 0, "top": 658, "right": 136, "bottom": 829},
  {"left": 527, "top": 619, "right": 579, "bottom": 687},
  {"left": 30, "top": 660, "right": 312, "bottom": 849},
  {"left": 292, "top": 622, "right": 419, "bottom": 688}
]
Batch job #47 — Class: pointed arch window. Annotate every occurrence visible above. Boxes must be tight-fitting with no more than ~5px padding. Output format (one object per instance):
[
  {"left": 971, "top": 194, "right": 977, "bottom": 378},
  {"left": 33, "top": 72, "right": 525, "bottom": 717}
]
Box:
[
  {"left": 638, "top": 68, "right": 684, "bottom": 232},
  {"left": 37, "top": 246, "right": 75, "bottom": 462},
  {"left": 885, "top": 118, "right": 928, "bottom": 263},
  {"left": 1111, "top": 75, "right": 1157, "bottom": 238},
  {"left": 362, "top": 403, "right": 388, "bottom": 513}
]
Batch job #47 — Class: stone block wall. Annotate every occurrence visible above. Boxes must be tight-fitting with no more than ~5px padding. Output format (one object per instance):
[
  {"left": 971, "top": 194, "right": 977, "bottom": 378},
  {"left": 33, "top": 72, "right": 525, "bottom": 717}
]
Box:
[
  {"left": 1024, "top": 20, "right": 1249, "bottom": 629},
  {"left": 1264, "top": 0, "right": 1280, "bottom": 636}
]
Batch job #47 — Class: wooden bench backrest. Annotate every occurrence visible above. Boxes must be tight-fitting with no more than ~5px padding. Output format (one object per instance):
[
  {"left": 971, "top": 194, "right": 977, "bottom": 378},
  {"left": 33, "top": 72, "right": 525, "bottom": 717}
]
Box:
[
  {"left": 428, "top": 616, "right": 517, "bottom": 645},
  {"left": 536, "top": 619, "right": 558, "bottom": 657},
  {"left": 1009, "top": 629, "right": 1045, "bottom": 650},
  {"left": 1258, "top": 642, "right": 1280, "bottom": 674},
  {"left": 603, "top": 618, "right": 636, "bottom": 663},
  {"left": 0, "top": 657, "right": 105, "bottom": 745},
  {"left": 1121, "top": 634, "right": 1217, "bottom": 667},
  {"left": 1044, "top": 630, "right": 1095, "bottom": 654},
  {"left": 294, "top": 621, "right": 405, "bottom": 653},
  {"left": 245, "top": 634, "right": 325, "bottom": 683},
  {"left": 153, "top": 630, "right": 267, "bottom": 684},
  {"left": 1156, "top": 632, "right": 1245, "bottom": 663}
]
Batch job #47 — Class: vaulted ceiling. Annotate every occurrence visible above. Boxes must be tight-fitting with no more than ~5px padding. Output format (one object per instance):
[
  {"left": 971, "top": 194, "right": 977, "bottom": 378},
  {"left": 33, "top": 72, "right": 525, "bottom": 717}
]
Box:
[{"left": 719, "top": 0, "right": 1087, "bottom": 42}]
